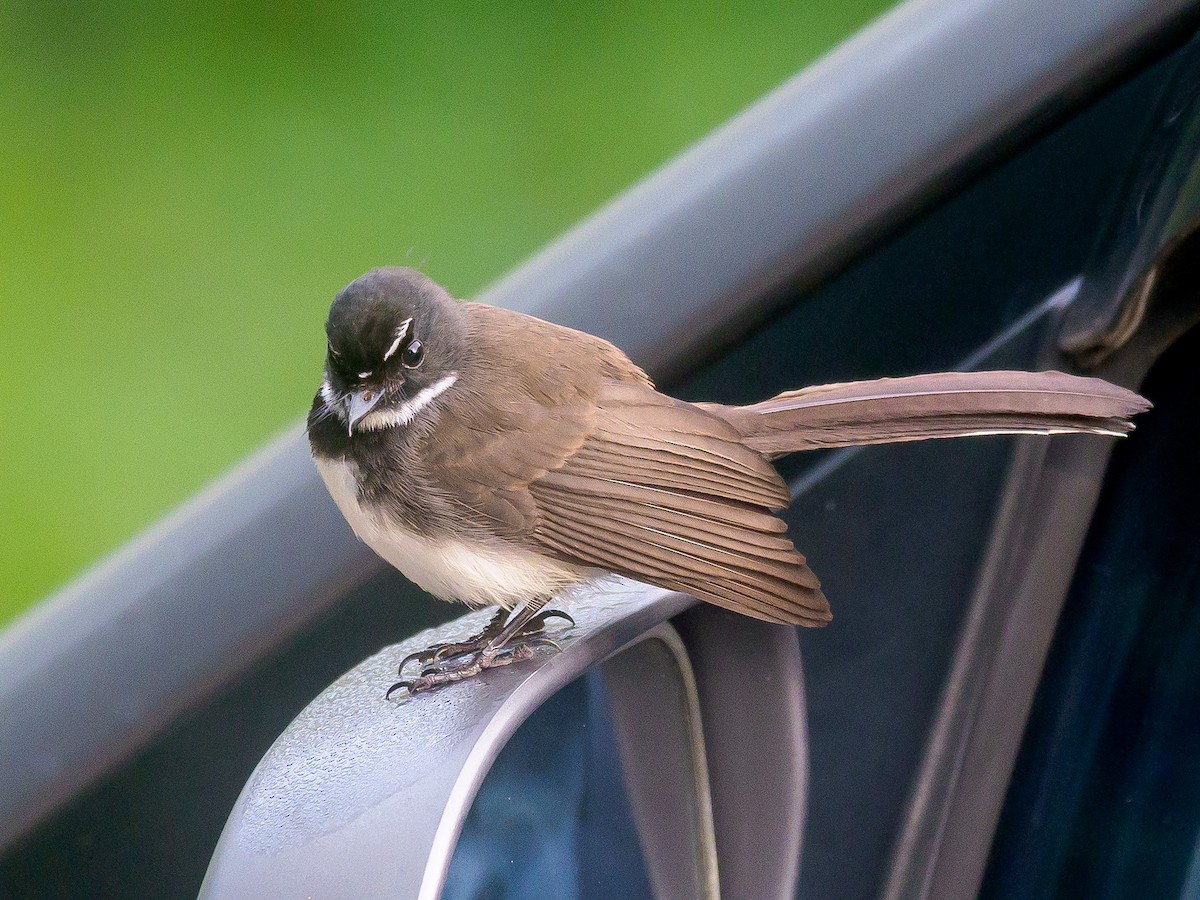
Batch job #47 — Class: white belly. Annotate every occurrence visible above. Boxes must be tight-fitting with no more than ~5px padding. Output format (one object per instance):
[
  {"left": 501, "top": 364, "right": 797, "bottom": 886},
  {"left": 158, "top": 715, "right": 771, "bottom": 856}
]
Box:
[{"left": 314, "top": 456, "right": 588, "bottom": 608}]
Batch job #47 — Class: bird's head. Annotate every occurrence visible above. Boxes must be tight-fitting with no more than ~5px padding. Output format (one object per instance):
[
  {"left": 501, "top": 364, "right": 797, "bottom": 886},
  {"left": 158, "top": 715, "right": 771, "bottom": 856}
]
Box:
[{"left": 317, "top": 267, "right": 465, "bottom": 435}]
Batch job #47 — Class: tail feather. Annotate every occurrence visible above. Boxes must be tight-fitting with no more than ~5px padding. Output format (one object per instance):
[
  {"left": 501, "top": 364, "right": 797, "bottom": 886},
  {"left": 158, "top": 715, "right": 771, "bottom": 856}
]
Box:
[{"left": 704, "top": 371, "right": 1150, "bottom": 458}]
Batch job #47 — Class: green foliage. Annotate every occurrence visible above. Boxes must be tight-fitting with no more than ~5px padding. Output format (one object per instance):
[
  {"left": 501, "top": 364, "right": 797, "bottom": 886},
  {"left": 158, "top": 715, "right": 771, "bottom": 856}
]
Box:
[{"left": 0, "top": 0, "right": 897, "bottom": 625}]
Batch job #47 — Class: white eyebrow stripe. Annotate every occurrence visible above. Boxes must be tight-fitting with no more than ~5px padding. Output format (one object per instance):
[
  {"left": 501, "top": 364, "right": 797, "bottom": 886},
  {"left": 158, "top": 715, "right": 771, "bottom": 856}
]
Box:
[
  {"left": 355, "top": 372, "right": 458, "bottom": 432},
  {"left": 382, "top": 317, "right": 413, "bottom": 362},
  {"left": 358, "top": 371, "right": 373, "bottom": 379}
]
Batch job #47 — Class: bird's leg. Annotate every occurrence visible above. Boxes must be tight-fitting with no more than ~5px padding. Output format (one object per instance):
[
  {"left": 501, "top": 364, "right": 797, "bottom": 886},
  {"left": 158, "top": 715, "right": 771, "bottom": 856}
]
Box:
[{"left": 387, "top": 596, "right": 573, "bottom": 698}]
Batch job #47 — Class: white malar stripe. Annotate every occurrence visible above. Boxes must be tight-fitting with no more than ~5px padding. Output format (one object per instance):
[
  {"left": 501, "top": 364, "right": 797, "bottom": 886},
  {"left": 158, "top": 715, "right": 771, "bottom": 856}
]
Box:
[
  {"left": 319, "top": 377, "right": 337, "bottom": 406},
  {"left": 382, "top": 317, "right": 414, "bottom": 362},
  {"left": 319, "top": 377, "right": 346, "bottom": 421},
  {"left": 356, "top": 372, "right": 459, "bottom": 432}
]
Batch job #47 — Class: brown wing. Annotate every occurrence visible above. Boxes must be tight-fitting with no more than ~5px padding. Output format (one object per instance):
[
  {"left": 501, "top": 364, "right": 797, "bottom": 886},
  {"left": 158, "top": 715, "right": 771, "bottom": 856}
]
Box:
[
  {"left": 423, "top": 304, "right": 829, "bottom": 624},
  {"left": 421, "top": 303, "right": 652, "bottom": 535},
  {"left": 529, "top": 382, "right": 831, "bottom": 626}
]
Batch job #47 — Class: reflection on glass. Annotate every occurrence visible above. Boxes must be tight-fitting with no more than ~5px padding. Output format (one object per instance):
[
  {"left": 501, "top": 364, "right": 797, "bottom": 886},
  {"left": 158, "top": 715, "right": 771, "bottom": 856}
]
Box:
[{"left": 444, "top": 671, "right": 654, "bottom": 900}]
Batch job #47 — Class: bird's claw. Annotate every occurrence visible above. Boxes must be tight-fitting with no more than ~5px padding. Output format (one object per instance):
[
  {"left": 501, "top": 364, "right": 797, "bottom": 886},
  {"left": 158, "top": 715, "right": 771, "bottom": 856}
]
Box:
[
  {"left": 384, "top": 678, "right": 414, "bottom": 701},
  {"left": 524, "top": 609, "right": 575, "bottom": 632},
  {"left": 396, "top": 639, "right": 477, "bottom": 674},
  {"left": 395, "top": 608, "right": 575, "bottom": 677},
  {"left": 385, "top": 636, "right": 562, "bottom": 699}
]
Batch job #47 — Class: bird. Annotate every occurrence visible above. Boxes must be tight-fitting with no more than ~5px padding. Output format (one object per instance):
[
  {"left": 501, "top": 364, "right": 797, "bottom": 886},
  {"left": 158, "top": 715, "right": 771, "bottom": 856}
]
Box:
[{"left": 306, "top": 267, "right": 1150, "bottom": 697}]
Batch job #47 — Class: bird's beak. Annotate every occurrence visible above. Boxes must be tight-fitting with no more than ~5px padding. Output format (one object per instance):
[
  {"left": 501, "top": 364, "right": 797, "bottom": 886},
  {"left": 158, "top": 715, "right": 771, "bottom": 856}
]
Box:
[{"left": 346, "top": 389, "right": 383, "bottom": 436}]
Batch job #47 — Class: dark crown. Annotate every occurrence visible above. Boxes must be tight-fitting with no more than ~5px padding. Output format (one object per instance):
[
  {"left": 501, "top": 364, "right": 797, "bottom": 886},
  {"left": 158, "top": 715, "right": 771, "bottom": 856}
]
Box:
[{"left": 324, "top": 268, "right": 459, "bottom": 378}]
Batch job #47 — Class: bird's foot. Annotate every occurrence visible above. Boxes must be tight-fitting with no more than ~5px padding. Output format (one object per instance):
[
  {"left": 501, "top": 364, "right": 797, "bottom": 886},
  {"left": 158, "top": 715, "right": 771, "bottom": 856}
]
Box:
[
  {"left": 395, "top": 608, "right": 574, "bottom": 676},
  {"left": 386, "top": 636, "right": 562, "bottom": 699},
  {"left": 395, "top": 608, "right": 509, "bottom": 675}
]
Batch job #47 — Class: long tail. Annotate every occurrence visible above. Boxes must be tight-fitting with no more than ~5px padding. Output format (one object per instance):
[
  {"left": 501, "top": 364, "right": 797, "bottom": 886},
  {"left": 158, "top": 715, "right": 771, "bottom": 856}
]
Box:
[{"left": 703, "top": 371, "right": 1150, "bottom": 458}]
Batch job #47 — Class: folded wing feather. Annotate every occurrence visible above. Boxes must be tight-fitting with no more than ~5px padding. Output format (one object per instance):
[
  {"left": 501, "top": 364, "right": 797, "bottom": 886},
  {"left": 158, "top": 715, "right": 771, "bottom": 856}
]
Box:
[{"left": 530, "top": 383, "right": 830, "bottom": 626}]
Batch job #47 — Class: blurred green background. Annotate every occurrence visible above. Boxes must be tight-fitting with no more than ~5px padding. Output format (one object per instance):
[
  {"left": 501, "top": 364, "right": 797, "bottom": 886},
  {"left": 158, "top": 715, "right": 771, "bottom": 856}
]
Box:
[{"left": 0, "top": 0, "right": 898, "bottom": 627}]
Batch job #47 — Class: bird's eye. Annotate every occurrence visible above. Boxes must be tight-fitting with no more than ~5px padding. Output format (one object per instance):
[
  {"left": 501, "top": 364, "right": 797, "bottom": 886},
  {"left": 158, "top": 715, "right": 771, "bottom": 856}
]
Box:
[{"left": 401, "top": 339, "right": 424, "bottom": 368}]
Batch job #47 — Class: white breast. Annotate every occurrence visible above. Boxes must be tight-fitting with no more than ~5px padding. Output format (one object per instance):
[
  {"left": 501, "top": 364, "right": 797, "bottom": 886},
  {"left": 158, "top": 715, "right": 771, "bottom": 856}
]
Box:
[{"left": 314, "top": 456, "right": 589, "bottom": 608}]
